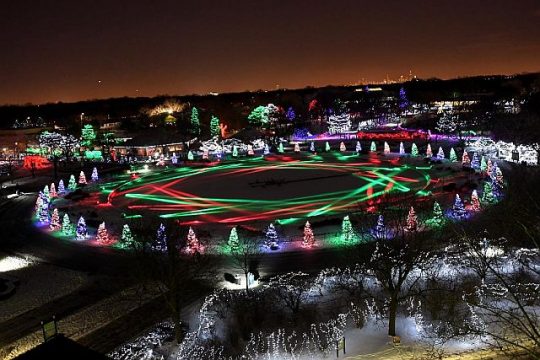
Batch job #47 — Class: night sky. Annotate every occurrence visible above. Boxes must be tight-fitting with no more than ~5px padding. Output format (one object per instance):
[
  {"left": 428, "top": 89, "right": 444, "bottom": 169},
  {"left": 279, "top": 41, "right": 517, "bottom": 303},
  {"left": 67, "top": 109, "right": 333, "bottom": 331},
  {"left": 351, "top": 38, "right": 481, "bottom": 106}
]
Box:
[{"left": 1, "top": 0, "right": 539, "bottom": 105}]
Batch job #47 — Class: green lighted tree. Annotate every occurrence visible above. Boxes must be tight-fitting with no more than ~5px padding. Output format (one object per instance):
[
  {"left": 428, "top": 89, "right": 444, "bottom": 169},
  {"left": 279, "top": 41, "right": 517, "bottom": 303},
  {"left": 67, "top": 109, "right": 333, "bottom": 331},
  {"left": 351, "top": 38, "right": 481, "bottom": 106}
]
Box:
[
  {"left": 81, "top": 125, "right": 96, "bottom": 147},
  {"left": 228, "top": 226, "right": 239, "bottom": 249},
  {"left": 191, "top": 107, "right": 200, "bottom": 136},
  {"left": 248, "top": 105, "right": 269, "bottom": 126},
  {"left": 210, "top": 115, "right": 220, "bottom": 138},
  {"left": 341, "top": 215, "right": 355, "bottom": 242}
]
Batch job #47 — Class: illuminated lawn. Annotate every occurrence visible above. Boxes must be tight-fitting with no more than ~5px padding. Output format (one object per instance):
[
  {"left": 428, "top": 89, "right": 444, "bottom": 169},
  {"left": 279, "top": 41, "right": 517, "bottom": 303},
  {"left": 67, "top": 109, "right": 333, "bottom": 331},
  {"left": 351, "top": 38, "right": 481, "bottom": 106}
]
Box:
[{"left": 105, "top": 155, "right": 434, "bottom": 224}]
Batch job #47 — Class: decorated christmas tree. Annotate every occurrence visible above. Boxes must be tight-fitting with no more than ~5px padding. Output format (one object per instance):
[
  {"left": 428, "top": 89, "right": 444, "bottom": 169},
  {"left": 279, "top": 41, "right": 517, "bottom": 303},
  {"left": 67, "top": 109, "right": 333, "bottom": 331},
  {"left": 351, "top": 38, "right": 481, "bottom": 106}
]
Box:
[
  {"left": 78, "top": 171, "right": 87, "bottom": 185},
  {"left": 120, "top": 224, "right": 134, "bottom": 248},
  {"left": 411, "top": 143, "right": 419, "bottom": 157},
  {"left": 246, "top": 145, "right": 254, "bottom": 156},
  {"left": 428, "top": 201, "right": 445, "bottom": 227},
  {"left": 471, "top": 152, "right": 480, "bottom": 170},
  {"left": 58, "top": 179, "right": 66, "bottom": 195},
  {"left": 406, "top": 206, "right": 418, "bottom": 231},
  {"left": 191, "top": 107, "right": 200, "bottom": 136},
  {"left": 49, "top": 208, "right": 60, "bottom": 230},
  {"left": 355, "top": 141, "right": 362, "bottom": 154},
  {"left": 370, "top": 141, "right": 377, "bottom": 152},
  {"left": 452, "top": 194, "right": 467, "bottom": 219},
  {"left": 43, "top": 185, "right": 50, "bottom": 200},
  {"left": 341, "top": 215, "right": 355, "bottom": 242},
  {"left": 325, "top": 142, "right": 331, "bottom": 152},
  {"left": 171, "top": 153, "right": 178, "bottom": 164},
  {"left": 302, "top": 221, "right": 315, "bottom": 248},
  {"left": 228, "top": 226, "right": 239, "bottom": 249},
  {"left": 35, "top": 195, "right": 43, "bottom": 215},
  {"left": 203, "top": 148, "right": 210, "bottom": 159},
  {"left": 62, "top": 214, "right": 73, "bottom": 235},
  {"left": 153, "top": 223, "right": 168, "bottom": 252},
  {"left": 76, "top": 216, "right": 87, "bottom": 241},
  {"left": 426, "top": 144, "right": 433, "bottom": 158},
  {"left": 461, "top": 152, "right": 471, "bottom": 167},
  {"left": 95, "top": 222, "right": 111, "bottom": 245},
  {"left": 339, "top": 142, "right": 346, "bottom": 152},
  {"left": 265, "top": 223, "right": 278, "bottom": 248},
  {"left": 310, "top": 142, "right": 315, "bottom": 153},
  {"left": 399, "top": 142, "right": 405, "bottom": 155},
  {"left": 383, "top": 142, "right": 390, "bottom": 154},
  {"left": 470, "top": 190, "right": 481, "bottom": 211},
  {"left": 449, "top": 148, "right": 457, "bottom": 162},
  {"left": 50, "top": 183, "right": 57, "bottom": 198},
  {"left": 264, "top": 143, "right": 270, "bottom": 155},
  {"left": 39, "top": 200, "right": 49, "bottom": 223},
  {"left": 481, "top": 181, "right": 497, "bottom": 204},
  {"left": 294, "top": 143, "right": 300, "bottom": 153},
  {"left": 480, "top": 156, "right": 487, "bottom": 173},
  {"left": 91, "top": 167, "right": 99, "bottom": 182},
  {"left": 210, "top": 115, "right": 220, "bottom": 138},
  {"left": 186, "top": 227, "right": 202, "bottom": 254},
  {"left": 494, "top": 167, "right": 504, "bottom": 188},
  {"left": 437, "top": 147, "right": 445, "bottom": 160},
  {"left": 486, "top": 159, "right": 493, "bottom": 175},
  {"left": 188, "top": 150, "right": 195, "bottom": 160},
  {"left": 374, "top": 215, "right": 386, "bottom": 239},
  {"left": 278, "top": 143, "right": 284, "bottom": 153}
]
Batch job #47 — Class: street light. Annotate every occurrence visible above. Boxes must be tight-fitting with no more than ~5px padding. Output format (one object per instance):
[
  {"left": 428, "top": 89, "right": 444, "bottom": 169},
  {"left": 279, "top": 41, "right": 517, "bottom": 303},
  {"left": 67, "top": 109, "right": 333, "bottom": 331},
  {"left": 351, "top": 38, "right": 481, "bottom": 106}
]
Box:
[{"left": 80, "top": 113, "right": 85, "bottom": 130}]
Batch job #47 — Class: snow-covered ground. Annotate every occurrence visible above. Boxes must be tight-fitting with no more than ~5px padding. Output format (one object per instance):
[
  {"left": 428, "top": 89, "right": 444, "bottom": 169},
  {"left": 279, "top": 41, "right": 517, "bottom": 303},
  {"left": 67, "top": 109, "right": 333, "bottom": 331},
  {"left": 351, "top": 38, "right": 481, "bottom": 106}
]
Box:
[{"left": 0, "top": 253, "right": 89, "bottom": 323}]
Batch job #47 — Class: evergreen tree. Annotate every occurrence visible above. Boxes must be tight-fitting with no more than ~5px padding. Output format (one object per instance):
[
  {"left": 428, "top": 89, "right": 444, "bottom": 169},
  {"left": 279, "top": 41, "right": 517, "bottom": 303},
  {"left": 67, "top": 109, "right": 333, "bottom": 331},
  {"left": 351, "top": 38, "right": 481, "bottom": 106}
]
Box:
[
  {"left": 310, "top": 142, "right": 316, "bottom": 153},
  {"left": 35, "top": 195, "right": 43, "bottom": 215},
  {"left": 471, "top": 152, "right": 480, "bottom": 170},
  {"left": 374, "top": 215, "right": 386, "bottom": 239},
  {"left": 340, "top": 142, "right": 346, "bottom": 152},
  {"left": 487, "top": 159, "right": 493, "bottom": 175},
  {"left": 399, "top": 142, "right": 405, "bottom": 155},
  {"left": 411, "top": 143, "right": 419, "bottom": 157},
  {"left": 437, "top": 147, "right": 445, "bottom": 160},
  {"left": 428, "top": 201, "right": 445, "bottom": 227},
  {"left": 187, "top": 150, "right": 194, "bottom": 160},
  {"left": 294, "top": 143, "right": 300, "bottom": 153},
  {"left": 470, "top": 190, "right": 481, "bottom": 211},
  {"left": 303, "top": 221, "right": 315, "bottom": 248},
  {"left": 452, "top": 194, "right": 467, "bottom": 219},
  {"left": 120, "top": 224, "right": 134, "bottom": 248},
  {"left": 58, "top": 180, "right": 66, "bottom": 194},
  {"left": 449, "top": 148, "right": 457, "bottom": 162},
  {"left": 265, "top": 223, "right": 278, "bottom": 248},
  {"left": 278, "top": 143, "right": 284, "bottom": 153},
  {"left": 341, "top": 215, "right": 355, "bottom": 242},
  {"left": 50, "top": 208, "right": 60, "bottom": 230},
  {"left": 91, "top": 167, "right": 99, "bottom": 182},
  {"left": 191, "top": 107, "right": 200, "bottom": 136},
  {"left": 481, "top": 181, "right": 497, "bottom": 204},
  {"left": 43, "top": 185, "right": 50, "bottom": 200},
  {"left": 480, "top": 156, "right": 487, "bottom": 173},
  {"left": 383, "top": 142, "right": 390, "bottom": 154},
  {"left": 39, "top": 200, "right": 49, "bottom": 223},
  {"left": 264, "top": 143, "right": 270, "bottom": 155},
  {"left": 210, "top": 115, "right": 220, "bottom": 138},
  {"left": 286, "top": 107, "right": 296, "bottom": 122},
  {"left": 50, "top": 183, "right": 57, "bottom": 198},
  {"left": 79, "top": 171, "right": 87, "bottom": 185},
  {"left": 228, "top": 226, "right": 239, "bottom": 249},
  {"left": 232, "top": 146, "right": 238, "bottom": 157},
  {"left": 81, "top": 125, "right": 96, "bottom": 147},
  {"left": 95, "top": 222, "right": 111, "bottom": 245},
  {"left": 62, "top": 214, "right": 73, "bottom": 235},
  {"left": 171, "top": 153, "right": 178, "bottom": 164},
  {"left": 325, "top": 142, "right": 331, "bottom": 152},
  {"left": 426, "top": 144, "right": 433, "bottom": 157},
  {"left": 370, "top": 141, "right": 377, "bottom": 152},
  {"left": 203, "top": 148, "right": 210, "bottom": 159},
  {"left": 186, "top": 227, "right": 201, "bottom": 254},
  {"left": 406, "top": 206, "right": 418, "bottom": 231},
  {"left": 355, "top": 141, "right": 362, "bottom": 154},
  {"left": 153, "top": 223, "right": 168, "bottom": 252},
  {"left": 76, "top": 216, "right": 87, "bottom": 241}
]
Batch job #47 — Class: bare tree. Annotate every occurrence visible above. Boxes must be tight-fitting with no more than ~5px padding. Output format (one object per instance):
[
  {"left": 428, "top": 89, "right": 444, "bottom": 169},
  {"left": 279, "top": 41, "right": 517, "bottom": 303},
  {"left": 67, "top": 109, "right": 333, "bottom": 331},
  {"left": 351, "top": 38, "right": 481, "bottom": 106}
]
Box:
[
  {"left": 267, "top": 272, "right": 313, "bottom": 314},
  {"left": 228, "top": 231, "right": 263, "bottom": 292},
  {"left": 38, "top": 131, "right": 79, "bottom": 178}
]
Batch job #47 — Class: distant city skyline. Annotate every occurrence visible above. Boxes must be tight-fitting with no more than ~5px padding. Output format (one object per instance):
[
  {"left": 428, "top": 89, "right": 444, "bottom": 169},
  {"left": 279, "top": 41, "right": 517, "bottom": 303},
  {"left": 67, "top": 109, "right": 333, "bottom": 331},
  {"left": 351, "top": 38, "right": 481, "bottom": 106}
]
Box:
[{"left": 1, "top": 0, "right": 539, "bottom": 105}]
